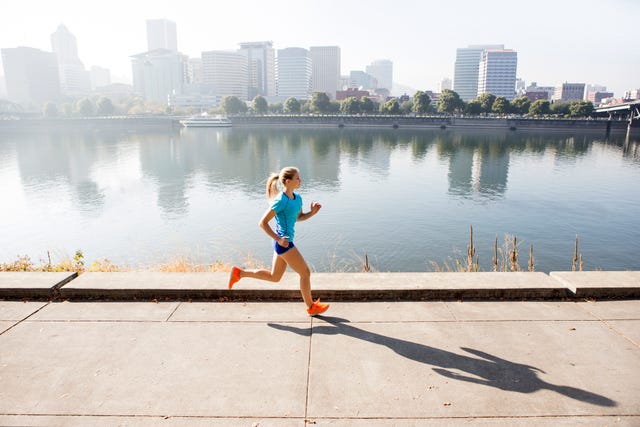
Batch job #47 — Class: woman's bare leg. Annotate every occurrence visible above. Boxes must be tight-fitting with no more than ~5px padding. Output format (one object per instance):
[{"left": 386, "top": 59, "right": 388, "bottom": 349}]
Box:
[
  {"left": 239, "top": 252, "right": 287, "bottom": 283},
  {"left": 280, "top": 247, "right": 313, "bottom": 308}
]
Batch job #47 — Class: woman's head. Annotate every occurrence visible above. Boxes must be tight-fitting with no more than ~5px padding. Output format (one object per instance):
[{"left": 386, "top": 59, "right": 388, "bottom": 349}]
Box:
[{"left": 266, "top": 166, "right": 299, "bottom": 199}]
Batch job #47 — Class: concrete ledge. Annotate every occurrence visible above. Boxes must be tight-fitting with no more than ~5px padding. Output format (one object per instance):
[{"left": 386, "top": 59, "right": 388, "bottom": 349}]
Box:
[
  {"left": 0, "top": 272, "right": 77, "bottom": 299},
  {"left": 310, "top": 272, "right": 570, "bottom": 300},
  {"left": 550, "top": 271, "right": 640, "bottom": 298},
  {"left": 58, "top": 271, "right": 572, "bottom": 301}
]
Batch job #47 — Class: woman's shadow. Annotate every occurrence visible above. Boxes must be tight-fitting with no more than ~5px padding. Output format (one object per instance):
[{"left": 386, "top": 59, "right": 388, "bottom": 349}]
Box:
[{"left": 268, "top": 315, "right": 616, "bottom": 407}]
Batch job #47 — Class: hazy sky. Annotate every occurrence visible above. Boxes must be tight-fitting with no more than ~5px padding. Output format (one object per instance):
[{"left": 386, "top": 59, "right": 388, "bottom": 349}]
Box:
[{"left": 1, "top": 0, "right": 638, "bottom": 97}]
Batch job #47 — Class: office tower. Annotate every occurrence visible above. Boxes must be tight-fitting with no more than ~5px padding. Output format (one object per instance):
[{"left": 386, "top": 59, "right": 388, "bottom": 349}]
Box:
[
  {"left": 439, "top": 77, "right": 452, "bottom": 92},
  {"left": 1, "top": 47, "right": 60, "bottom": 105},
  {"left": 276, "top": 47, "right": 312, "bottom": 100},
  {"left": 146, "top": 19, "right": 178, "bottom": 52},
  {"left": 238, "top": 41, "right": 276, "bottom": 99},
  {"left": 201, "top": 50, "right": 248, "bottom": 99},
  {"left": 477, "top": 49, "right": 518, "bottom": 101},
  {"left": 51, "top": 24, "right": 89, "bottom": 95},
  {"left": 453, "top": 44, "right": 503, "bottom": 101},
  {"left": 349, "top": 70, "right": 376, "bottom": 90},
  {"left": 90, "top": 66, "right": 111, "bottom": 90},
  {"left": 186, "top": 58, "right": 203, "bottom": 84},
  {"left": 131, "top": 49, "right": 186, "bottom": 103},
  {"left": 366, "top": 59, "right": 393, "bottom": 91},
  {"left": 310, "top": 46, "right": 341, "bottom": 99},
  {"left": 552, "top": 83, "right": 586, "bottom": 101}
]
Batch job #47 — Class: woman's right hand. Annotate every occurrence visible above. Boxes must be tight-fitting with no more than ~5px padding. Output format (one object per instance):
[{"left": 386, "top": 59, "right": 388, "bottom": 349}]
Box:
[{"left": 278, "top": 236, "right": 289, "bottom": 248}]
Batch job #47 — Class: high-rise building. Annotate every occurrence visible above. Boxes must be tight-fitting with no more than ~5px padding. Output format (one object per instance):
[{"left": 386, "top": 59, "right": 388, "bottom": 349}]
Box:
[
  {"left": 310, "top": 46, "right": 341, "bottom": 99},
  {"left": 1, "top": 47, "right": 60, "bottom": 105},
  {"left": 146, "top": 19, "right": 178, "bottom": 52},
  {"left": 439, "top": 77, "right": 452, "bottom": 92},
  {"left": 276, "top": 47, "right": 312, "bottom": 100},
  {"left": 552, "top": 83, "right": 586, "bottom": 101},
  {"left": 349, "top": 70, "right": 376, "bottom": 90},
  {"left": 202, "top": 50, "right": 248, "bottom": 100},
  {"left": 366, "top": 59, "right": 393, "bottom": 91},
  {"left": 131, "top": 49, "right": 186, "bottom": 103},
  {"left": 90, "top": 66, "right": 111, "bottom": 90},
  {"left": 238, "top": 41, "right": 276, "bottom": 99},
  {"left": 453, "top": 44, "right": 503, "bottom": 101},
  {"left": 477, "top": 49, "right": 518, "bottom": 101},
  {"left": 51, "top": 24, "right": 89, "bottom": 95}
]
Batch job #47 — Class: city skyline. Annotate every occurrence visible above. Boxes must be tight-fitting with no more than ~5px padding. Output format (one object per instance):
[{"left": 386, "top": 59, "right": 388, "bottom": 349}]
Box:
[{"left": 0, "top": 0, "right": 638, "bottom": 98}]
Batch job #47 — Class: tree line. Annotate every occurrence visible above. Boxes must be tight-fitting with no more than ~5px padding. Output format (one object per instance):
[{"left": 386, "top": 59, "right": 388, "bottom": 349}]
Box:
[
  {"left": 222, "top": 90, "right": 595, "bottom": 118},
  {"left": 38, "top": 89, "right": 595, "bottom": 119}
]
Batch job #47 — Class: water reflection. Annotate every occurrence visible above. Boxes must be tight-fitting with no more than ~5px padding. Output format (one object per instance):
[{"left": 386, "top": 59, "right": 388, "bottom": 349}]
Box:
[{"left": 5, "top": 128, "right": 632, "bottom": 218}]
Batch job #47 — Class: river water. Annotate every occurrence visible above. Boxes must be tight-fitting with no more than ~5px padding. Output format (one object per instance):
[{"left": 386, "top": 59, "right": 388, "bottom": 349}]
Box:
[{"left": 1, "top": 126, "right": 638, "bottom": 272}]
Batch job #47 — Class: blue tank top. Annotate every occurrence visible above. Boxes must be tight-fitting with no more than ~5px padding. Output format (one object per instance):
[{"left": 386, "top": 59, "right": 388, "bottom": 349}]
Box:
[{"left": 270, "top": 192, "right": 302, "bottom": 242}]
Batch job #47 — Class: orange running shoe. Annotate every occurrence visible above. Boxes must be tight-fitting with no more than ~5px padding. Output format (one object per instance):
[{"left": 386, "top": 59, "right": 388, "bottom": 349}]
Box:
[
  {"left": 306, "top": 299, "right": 330, "bottom": 316},
  {"left": 228, "top": 266, "right": 241, "bottom": 289}
]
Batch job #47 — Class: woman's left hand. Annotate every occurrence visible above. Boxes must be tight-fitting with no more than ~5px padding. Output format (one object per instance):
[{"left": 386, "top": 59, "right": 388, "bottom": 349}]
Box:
[{"left": 310, "top": 201, "right": 322, "bottom": 214}]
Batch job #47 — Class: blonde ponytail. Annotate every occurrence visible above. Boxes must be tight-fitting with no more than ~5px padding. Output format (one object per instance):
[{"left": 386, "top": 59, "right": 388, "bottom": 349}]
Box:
[{"left": 266, "top": 173, "right": 280, "bottom": 200}]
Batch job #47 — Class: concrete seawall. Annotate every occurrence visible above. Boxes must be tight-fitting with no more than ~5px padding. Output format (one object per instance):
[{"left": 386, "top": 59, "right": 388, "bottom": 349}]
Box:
[
  {"left": 1, "top": 271, "right": 638, "bottom": 301},
  {"left": 1, "top": 116, "right": 633, "bottom": 134}
]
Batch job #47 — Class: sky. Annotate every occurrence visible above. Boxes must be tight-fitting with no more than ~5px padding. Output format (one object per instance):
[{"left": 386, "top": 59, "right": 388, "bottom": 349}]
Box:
[{"left": 1, "top": 0, "right": 639, "bottom": 97}]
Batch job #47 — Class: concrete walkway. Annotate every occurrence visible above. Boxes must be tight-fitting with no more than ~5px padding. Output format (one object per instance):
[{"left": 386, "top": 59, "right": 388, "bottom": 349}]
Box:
[{"left": 1, "top": 297, "right": 639, "bottom": 426}]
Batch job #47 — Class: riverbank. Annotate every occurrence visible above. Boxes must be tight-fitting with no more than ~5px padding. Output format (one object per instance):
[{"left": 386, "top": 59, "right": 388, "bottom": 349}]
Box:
[{"left": 0, "top": 115, "right": 635, "bottom": 135}]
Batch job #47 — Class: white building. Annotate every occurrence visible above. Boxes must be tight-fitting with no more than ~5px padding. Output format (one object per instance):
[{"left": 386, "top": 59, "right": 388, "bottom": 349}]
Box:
[
  {"left": 276, "top": 47, "right": 312, "bottom": 100},
  {"left": 90, "top": 66, "right": 111, "bottom": 90},
  {"left": 366, "top": 59, "right": 393, "bottom": 91},
  {"left": 131, "top": 49, "right": 186, "bottom": 103},
  {"left": 238, "top": 41, "right": 276, "bottom": 99},
  {"left": 310, "top": 46, "right": 341, "bottom": 99},
  {"left": 51, "top": 24, "right": 89, "bottom": 95},
  {"left": 1, "top": 46, "right": 60, "bottom": 105},
  {"left": 453, "top": 45, "right": 504, "bottom": 101},
  {"left": 439, "top": 77, "right": 452, "bottom": 92},
  {"left": 146, "top": 19, "right": 177, "bottom": 52},
  {"left": 477, "top": 49, "right": 518, "bottom": 101},
  {"left": 202, "top": 50, "right": 248, "bottom": 100}
]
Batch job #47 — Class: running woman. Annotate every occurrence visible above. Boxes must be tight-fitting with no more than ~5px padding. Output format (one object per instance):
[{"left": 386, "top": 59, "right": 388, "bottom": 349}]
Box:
[{"left": 228, "top": 166, "right": 329, "bottom": 316}]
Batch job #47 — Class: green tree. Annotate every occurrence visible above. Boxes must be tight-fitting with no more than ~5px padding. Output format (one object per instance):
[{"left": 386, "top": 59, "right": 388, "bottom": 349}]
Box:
[
  {"left": 379, "top": 98, "right": 400, "bottom": 114},
  {"left": 550, "top": 101, "right": 571, "bottom": 117},
  {"left": 284, "top": 97, "right": 301, "bottom": 114},
  {"left": 529, "top": 99, "right": 551, "bottom": 116},
  {"left": 400, "top": 100, "right": 413, "bottom": 114},
  {"left": 465, "top": 100, "right": 483, "bottom": 115},
  {"left": 340, "top": 97, "right": 360, "bottom": 114},
  {"left": 96, "top": 97, "right": 115, "bottom": 116},
  {"left": 310, "top": 91, "right": 331, "bottom": 113},
  {"left": 492, "top": 96, "right": 510, "bottom": 114},
  {"left": 437, "top": 89, "right": 464, "bottom": 114},
  {"left": 569, "top": 101, "right": 594, "bottom": 117},
  {"left": 477, "top": 93, "right": 497, "bottom": 113},
  {"left": 360, "top": 97, "right": 375, "bottom": 113},
  {"left": 76, "top": 98, "right": 94, "bottom": 116},
  {"left": 269, "top": 102, "right": 283, "bottom": 114},
  {"left": 252, "top": 96, "right": 268, "bottom": 114},
  {"left": 43, "top": 102, "right": 58, "bottom": 118},
  {"left": 221, "top": 96, "right": 248, "bottom": 115},
  {"left": 412, "top": 90, "right": 432, "bottom": 114},
  {"left": 511, "top": 96, "right": 531, "bottom": 115}
]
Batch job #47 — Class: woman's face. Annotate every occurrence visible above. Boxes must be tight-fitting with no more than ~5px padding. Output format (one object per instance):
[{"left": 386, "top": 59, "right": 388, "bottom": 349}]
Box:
[{"left": 287, "top": 173, "right": 301, "bottom": 189}]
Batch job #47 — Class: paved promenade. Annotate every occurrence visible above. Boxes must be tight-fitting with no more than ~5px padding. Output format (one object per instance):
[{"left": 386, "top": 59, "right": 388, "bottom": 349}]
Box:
[{"left": 0, "top": 272, "right": 639, "bottom": 426}]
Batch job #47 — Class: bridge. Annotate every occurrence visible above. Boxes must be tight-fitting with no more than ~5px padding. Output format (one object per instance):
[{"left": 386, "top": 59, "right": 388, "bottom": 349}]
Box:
[{"left": 594, "top": 100, "right": 640, "bottom": 143}]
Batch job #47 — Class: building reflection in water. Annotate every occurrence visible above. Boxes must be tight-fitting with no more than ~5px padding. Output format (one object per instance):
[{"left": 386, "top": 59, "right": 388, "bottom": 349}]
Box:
[{"left": 7, "top": 126, "right": 619, "bottom": 220}]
